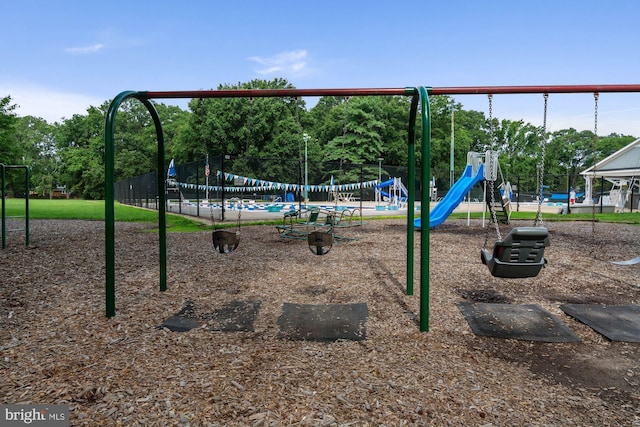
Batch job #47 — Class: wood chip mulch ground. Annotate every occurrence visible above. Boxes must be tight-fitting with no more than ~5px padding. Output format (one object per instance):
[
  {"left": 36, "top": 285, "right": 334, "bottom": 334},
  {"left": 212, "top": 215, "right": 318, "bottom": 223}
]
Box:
[{"left": 1, "top": 218, "right": 639, "bottom": 426}]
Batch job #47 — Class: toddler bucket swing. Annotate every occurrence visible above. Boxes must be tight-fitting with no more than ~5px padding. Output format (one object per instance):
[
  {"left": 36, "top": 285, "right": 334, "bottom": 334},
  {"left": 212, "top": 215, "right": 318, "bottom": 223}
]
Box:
[{"left": 480, "top": 94, "right": 550, "bottom": 278}]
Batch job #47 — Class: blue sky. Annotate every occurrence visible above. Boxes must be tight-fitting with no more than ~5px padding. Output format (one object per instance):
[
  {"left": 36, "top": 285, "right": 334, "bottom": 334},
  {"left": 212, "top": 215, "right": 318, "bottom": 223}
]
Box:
[{"left": 3, "top": 0, "right": 640, "bottom": 136}]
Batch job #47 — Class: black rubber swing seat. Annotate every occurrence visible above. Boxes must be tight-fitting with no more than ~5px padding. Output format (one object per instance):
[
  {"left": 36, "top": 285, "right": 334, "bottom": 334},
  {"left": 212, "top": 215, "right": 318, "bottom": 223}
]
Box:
[
  {"left": 212, "top": 230, "right": 240, "bottom": 254},
  {"left": 481, "top": 227, "right": 550, "bottom": 278},
  {"left": 308, "top": 230, "right": 334, "bottom": 256}
]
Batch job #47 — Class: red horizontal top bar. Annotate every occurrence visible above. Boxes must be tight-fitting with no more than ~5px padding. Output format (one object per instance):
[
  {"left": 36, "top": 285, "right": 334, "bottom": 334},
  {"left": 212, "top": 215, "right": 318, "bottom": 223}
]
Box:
[
  {"left": 142, "top": 88, "right": 414, "bottom": 99},
  {"left": 139, "top": 84, "right": 640, "bottom": 100},
  {"left": 430, "top": 84, "right": 640, "bottom": 95}
]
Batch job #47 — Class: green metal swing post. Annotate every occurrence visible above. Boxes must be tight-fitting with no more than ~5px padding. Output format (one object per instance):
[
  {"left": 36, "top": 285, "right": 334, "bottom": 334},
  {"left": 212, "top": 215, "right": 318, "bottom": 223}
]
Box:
[
  {"left": 418, "top": 87, "right": 432, "bottom": 331},
  {"left": 1, "top": 163, "right": 30, "bottom": 249},
  {"left": 406, "top": 95, "right": 418, "bottom": 297},
  {"left": 104, "top": 92, "right": 166, "bottom": 318}
]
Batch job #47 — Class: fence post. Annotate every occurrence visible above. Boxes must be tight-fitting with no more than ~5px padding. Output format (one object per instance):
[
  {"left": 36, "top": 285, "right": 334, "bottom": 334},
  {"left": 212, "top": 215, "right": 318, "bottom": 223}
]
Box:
[{"left": 196, "top": 162, "right": 200, "bottom": 217}]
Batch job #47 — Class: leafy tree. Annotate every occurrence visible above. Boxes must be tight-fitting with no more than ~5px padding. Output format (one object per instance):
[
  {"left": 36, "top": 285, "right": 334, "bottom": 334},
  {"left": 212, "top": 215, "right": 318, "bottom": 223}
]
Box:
[
  {"left": 157, "top": 103, "right": 190, "bottom": 153},
  {"left": 11, "top": 116, "right": 57, "bottom": 197},
  {"left": 306, "top": 95, "right": 412, "bottom": 183},
  {"left": 372, "top": 96, "right": 413, "bottom": 166},
  {"left": 113, "top": 99, "right": 155, "bottom": 177},
  {"left": 10, "top": 75, "right": 636, "bottom": 201},
  {"left": 0, "top": 95, "right": 20, "bottom": 164},
  {"left": 324, "top": 97, "right": 384, "bottom": 163},
  {"left": 544, "top": 128, "right": 594, "bottom": 189},
  {"left": 54, "top": 98, "right": 189, "bottom": 199},
  {"left": 316, "top": 97, "right": 383, "bottom": 183},
  {"left": 453, "top": 109, "right": 491, "bottom": 159},
  {"left": 305, "top": 96, "right": 343, "bottom": 142},
  {"left": 306, "top": 96, "right": 347, "bottom": 160},
  {"left": 428, "top": 95, "right": 455, "bottom": 171},
  {"left": 178, "top": 78, "right": 307, "bottom": 183},
  {"left": 492, "top": 119, "right": 544, "bottom": 180},
  {"left": 423, "top": 107, "right": 493, "bottom": 190},
  {"left": 55, "top": 105, "right": 106, "bottom": 199}
]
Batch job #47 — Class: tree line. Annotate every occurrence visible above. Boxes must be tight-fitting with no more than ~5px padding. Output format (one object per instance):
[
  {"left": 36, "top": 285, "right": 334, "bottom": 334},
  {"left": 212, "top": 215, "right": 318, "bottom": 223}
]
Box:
[{"left": 0, "top": 78, "right": 636, "bottom": 199}]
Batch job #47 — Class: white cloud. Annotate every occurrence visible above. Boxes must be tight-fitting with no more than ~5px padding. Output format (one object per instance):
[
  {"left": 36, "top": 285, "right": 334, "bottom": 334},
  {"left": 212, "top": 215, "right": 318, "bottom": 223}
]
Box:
[
  {"left": 65, "top": 43, "right": 105, "bottom": 55},
  {"left": 0, "top": 83, "right": 104, "bottom": 123},
  {"left": 249, "top": 49, "right": 309, "bottom": 76}
]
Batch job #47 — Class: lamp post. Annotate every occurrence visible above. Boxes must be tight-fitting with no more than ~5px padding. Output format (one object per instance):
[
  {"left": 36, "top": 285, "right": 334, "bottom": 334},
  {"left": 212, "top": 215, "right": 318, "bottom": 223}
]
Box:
[
  {"left": 377, "top": 157, "right": 384, "bottom": 205},
  {"left": 303, "top": 133, "right": 310, "bottom": 202}
]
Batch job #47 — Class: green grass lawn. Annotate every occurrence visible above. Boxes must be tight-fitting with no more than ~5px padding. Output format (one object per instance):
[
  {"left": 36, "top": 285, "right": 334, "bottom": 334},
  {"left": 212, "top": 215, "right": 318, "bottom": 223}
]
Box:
[
  {"left": 448, "top": 210, "right": 640, "bottom": 224},
  {"left": 2, "top": 199, "right": 639, "bottom": 233},
  {"left": 2, "top": 199, "right": 209, "bottom": 232}
]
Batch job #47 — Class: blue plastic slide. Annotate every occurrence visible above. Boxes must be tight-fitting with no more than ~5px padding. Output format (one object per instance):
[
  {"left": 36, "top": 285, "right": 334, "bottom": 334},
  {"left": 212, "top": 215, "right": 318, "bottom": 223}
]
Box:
[
  {"left": 375, "top": 178, "right": 408, "bottom": 201},
  {"left": 415, "top": 163, "right": 485, "bottom": 229},
  {"left": 375, "top": 178, "right": 396, "bottom": 189}
]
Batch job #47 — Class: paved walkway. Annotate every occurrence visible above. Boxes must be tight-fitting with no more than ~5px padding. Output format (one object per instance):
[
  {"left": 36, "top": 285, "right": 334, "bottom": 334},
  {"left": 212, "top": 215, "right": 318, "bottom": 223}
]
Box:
[{"left": 166, "top": 200, "right": 565, "bottom": 224}]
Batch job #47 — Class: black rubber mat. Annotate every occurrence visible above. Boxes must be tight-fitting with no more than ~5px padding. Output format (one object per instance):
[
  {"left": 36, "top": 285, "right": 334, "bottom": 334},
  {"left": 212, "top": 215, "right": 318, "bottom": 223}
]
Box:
[
  {"left": 278, "top": 302, "right": 368, "bottom": 342},
  {"left": 458, "top": 302, "right": 580, "bottom": 342},
  {"left": 159, "top": 300, "right": 261, "bottom": 332},
  {"left": 560, "top": 304, "right": 640, "bottom": 342},
  {"left": 159, "top": 301, "right": 200, "bottom": 332}
]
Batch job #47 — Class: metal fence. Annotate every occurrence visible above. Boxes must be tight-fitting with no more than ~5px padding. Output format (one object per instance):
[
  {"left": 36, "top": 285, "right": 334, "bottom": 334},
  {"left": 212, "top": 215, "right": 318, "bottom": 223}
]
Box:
[
  {"left": 116, "top": 156, "right": 424, "bottom": 219},
  {"left": 116, "top": 156, "right": 639, "bottom": 217}
]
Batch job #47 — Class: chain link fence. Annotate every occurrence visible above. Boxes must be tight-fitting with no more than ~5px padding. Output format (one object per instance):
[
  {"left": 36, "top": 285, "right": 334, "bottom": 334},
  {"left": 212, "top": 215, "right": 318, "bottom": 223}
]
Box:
[
  {"left": 116, "top": 156, "right": 639, "bottom": 218},
  {"left": 115, "top": 156, "right": 421, "bottom": 219}
]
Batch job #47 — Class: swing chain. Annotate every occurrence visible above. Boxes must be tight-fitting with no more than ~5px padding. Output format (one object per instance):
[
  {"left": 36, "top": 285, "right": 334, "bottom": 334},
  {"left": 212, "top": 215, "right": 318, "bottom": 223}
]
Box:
[
  {"left": 294, "top": 96, "right": 304, "bottom": 198},
  {"left": 534, "top": 93, "right": 548, "bottom": 226},
  {"left": 590, "top": 92, "right": 599, "bottom": 249},
  {"left": 487, "top": 153, "right": 502, "bottom": 242},
  {"left": 487, "top": 94, "right": 493, "bottom": 141},
  {"left": 594, "top": 92, "right": 599, "bottom": 140},
  {"left": 485, "top": 94, "right": 502, "bottom": 244}
]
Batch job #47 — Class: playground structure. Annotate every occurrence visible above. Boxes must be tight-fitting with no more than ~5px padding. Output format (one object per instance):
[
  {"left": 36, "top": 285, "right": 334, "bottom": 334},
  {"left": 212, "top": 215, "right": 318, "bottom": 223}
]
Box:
[
  {"left": 414, "top": 151, "right": 511, "bottom": 229},
  {"left": 0, "top": 163, "right": 30, "bottom": 249},
  {"left": 374, "top": 177, "right": 408, "bottom": 210},
  {"left": 275, "top": 206, "right": 360, "bottom": 255},
  {"left": 104, "top": 84, "right": 640, "bottom": 331}
]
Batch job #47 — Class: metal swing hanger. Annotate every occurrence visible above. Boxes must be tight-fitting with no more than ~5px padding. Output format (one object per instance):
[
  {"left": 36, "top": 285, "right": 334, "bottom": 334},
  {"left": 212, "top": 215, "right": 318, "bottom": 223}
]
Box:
[
  {"left": 586, "top": 93, "right": 639, "bottom": 266},
  {"left": 484, "top": 94, "right": 503, "bottom": 244},
  {"left": 589, "top": 92, "right": 599, "bottom": 257},
  {"left": 209, "top": 98, "right": 255, "bottom": 255},
  {"left": 480, "top": 93, "right": 550, "bottom": 278},
  {"left": 336, "top": 96, "right": 350, "bottom": 195},
  {"left": 533, "top": 93, "right": 549, "bottom": 227},
  {"left": 210, "top": 205, "right": 241, "bottom": 254}
]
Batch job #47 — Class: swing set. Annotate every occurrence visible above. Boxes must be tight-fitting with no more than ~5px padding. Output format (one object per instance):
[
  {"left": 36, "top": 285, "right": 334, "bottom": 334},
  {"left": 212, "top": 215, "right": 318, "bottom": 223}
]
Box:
[{"left": 103, "top": 84, "right": 640, "bottom": 331}]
